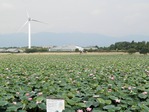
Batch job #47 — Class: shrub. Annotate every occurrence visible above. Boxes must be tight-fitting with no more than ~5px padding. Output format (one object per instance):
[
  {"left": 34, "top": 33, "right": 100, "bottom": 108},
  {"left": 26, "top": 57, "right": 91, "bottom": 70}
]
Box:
[
  {"left": 139, "top": 47, "right": 149, "bottom": 55},
  {"left": 25, "top": 48, "right": 48, "bottom": 53},
  {"left": 127, "top": 48, "right": 137, "bottom": 54}
]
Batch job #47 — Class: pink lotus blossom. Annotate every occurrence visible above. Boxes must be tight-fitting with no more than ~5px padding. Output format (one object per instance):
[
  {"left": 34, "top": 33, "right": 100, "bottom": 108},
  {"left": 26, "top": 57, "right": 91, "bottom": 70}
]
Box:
[
  {"left": 26, "top": 93, "right": 30, "bottom": 96},
  {"left": 38, "top": 92, "right": 43, "bottom": 96},
  {"left": 13, "top": 102, "right": 17, "bottom": 105},
  {"left": 77, "top": 109, "right": 83, "bottom": 112},
  {"left": 128, "top": 86, "right": 132, "bottom": 90},
  {"left": 115, "top": 99, "right": 121, "bottom": 103},
  {"left": 86, "top": 107, "right": 92, "bottom": 111},
  {"left": 142, "top": 92, "right": 148, "bottom": 95},
  {"left": 110, "top": 76, "right": 114, "bottom": 80},
  {"left": 28, "top": 97, "right": 32, "bottom": 101}
]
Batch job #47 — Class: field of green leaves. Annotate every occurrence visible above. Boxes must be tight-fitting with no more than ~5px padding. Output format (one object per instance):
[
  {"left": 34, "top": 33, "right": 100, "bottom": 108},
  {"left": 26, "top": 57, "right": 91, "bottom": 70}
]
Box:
[{"left": 0, "top": 54, "right": 149, "bottom": 112}]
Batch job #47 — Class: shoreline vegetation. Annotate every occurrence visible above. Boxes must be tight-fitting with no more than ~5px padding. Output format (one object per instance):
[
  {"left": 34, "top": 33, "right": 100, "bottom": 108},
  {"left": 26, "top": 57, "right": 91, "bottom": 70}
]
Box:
[{"left": 0, "top": 52, "right": 146, "bottom": 55}]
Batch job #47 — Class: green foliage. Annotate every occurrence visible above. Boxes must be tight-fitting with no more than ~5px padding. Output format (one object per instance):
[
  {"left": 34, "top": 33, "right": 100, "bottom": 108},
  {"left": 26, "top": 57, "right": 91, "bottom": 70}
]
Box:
[
  {"left": 25, "top": 48, "right": 48, "bottom": 53},
  {"left": 75, "top": 48, "right": 80, "bottom": 52},
  {"left": 0, "top": 54, "right": 149, "bottom": 111},
  {"left": 127, "top": 48, "right": 137, "bottom": 54},
  {"left": 139, "top": 47, "right": 149, "bottom": 54},
  {"left": 108, "top": 41, "right": 149, "bottom": 53}
]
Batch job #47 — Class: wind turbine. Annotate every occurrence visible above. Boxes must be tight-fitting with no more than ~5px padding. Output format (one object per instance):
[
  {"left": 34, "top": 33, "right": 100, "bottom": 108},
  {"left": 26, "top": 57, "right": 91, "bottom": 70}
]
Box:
[{"left": 18, "top": 11, "right": 47, "bottom": 49}]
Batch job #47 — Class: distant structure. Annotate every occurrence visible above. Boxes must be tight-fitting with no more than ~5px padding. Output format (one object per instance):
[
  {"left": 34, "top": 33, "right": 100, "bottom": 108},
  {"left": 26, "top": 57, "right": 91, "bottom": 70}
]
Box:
[
  {"left": 18, "top": 11, "right": 47, "bottom": 49},
  {"left": 6, "top": 49, "right": 20, "bottom": 53},
  {"left": 0, "top": 48, "right": 20, "bottom": 53},
  {"left": 0, "top": 49, "right": 6, "bottom": 53},
  {"left": 49, "top": 45, "right": 84, "bottom": 52},
  {"left": 83, "top": 46, "right": 99, "bottom": 51}
]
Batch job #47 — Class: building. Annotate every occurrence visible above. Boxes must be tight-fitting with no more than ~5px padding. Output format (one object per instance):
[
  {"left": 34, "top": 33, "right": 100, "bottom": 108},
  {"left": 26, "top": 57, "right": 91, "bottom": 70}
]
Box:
[
  {"left": 0, "top": 49, "right": 6, "bottom": 53},
  {"left": 49, "top": 45, "right": 84, "bottom": 52},
  {"left": 83, "top": 46, "right": 99, "bottom": 50},
  {"left": 6, "top": 49, "right": 20, "bottom": 53}
]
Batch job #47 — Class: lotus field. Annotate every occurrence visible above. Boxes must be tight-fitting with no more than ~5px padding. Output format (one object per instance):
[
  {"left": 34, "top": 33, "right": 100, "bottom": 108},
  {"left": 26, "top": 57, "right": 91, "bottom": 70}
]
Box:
[{"left": 0, "top": 54, "right": 149, "bottom": 112}]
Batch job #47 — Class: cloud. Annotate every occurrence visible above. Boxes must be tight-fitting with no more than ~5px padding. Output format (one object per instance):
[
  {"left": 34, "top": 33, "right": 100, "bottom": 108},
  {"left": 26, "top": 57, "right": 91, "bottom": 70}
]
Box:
[
  {"left": 1, "top": 0, "right": 149, "bottom": 37},
  {"left": 91, "top": 9, "right": 101, "bottom": 16},
  {"left": 0, "top": 3, "right": 14, "bottom": 10}
]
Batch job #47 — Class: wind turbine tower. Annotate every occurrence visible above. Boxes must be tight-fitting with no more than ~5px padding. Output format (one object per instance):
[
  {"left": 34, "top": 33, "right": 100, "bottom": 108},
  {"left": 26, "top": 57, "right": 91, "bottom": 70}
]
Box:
[{"left": 19, "top": 11, "right": 47, "bottom": 49}]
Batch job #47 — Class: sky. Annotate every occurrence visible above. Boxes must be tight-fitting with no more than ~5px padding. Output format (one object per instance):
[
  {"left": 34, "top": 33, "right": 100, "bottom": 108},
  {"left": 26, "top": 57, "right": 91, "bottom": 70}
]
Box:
[{"left": 0, "top": 0, "right": 149, "bottom": 47}]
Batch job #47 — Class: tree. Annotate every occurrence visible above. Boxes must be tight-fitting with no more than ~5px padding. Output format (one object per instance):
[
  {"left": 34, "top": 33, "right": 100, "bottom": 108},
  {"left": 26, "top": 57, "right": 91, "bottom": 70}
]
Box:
[
  {"left": 136, "top": 41, "right": 146, "bottom": 51},
  {"left": 127, "top": 48, "right": 137, "bottom": 54},
  {"left": 139, "top": 47, "right": 149, "bottom": 55},
  {"left": 25, "top": 48, "right": 48, "bottom": 53},
  {"left": 112, "top": 41, "right": 131, "bottom": 51},
  {"left": 75, "top": 48, "right": 80, "bottom": 52}
]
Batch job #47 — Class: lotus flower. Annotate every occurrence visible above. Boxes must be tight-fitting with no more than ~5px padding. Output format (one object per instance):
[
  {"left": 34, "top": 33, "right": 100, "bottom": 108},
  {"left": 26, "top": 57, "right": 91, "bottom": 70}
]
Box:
[
  {"left": 86, "top": 107, "right": 92, "bottom": 111},
  {"left": 13, "top": 102, "right": 17, "bottom": 105},
  {"left": 38, "top": 92, "right": 43, "bottom": 96},
  {"left": 110, "top": 76, "right": 114, "bottom": 80},
  {"left": 89, "top": 73, "right": 94, "bottom": 76},
  {"left": 77, "top": 109, "right": 83, "bottom": 112},
  {"left": 128, "top": 86, "right": 132, "bottom": 90},
  {"left": 142, "top": 92, "right": 148, "bottom": 95},
  {"left": 115, "top": 99, "right": 121, "bottom": 103},
  {"left": 26, "top": 93, "right": 30, "bottom": 96},
  {"left": 28, "top": 97, "right": 32, "bottom": 101}
]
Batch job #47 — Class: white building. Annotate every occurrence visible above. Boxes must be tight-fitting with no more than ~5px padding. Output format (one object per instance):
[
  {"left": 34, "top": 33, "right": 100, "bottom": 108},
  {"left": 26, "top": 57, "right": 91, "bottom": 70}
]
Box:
[
  {"left": 0, "top": 49, "right": 7, "bottom": 53},
  {"left": 49, "top": 45, "right": 84, "bottom": 52},
  {"left": 6, "top": 49, "right": 19, "bottom": 53}
]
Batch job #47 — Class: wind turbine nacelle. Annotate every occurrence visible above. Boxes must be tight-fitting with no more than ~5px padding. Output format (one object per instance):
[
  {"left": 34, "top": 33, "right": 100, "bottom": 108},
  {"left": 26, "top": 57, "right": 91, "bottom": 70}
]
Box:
[{"left": 28, "top": 18, "right": 32, "bottom": 21}]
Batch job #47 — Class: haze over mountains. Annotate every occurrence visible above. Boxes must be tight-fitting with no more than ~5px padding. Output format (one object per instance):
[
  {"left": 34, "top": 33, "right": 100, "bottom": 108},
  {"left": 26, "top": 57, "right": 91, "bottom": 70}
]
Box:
[
  {"left": 0, "top": 32, "right": 148, "bottom": 47},
  {"left": 1, "top": 1, "right": 149, "bottom": 48}
]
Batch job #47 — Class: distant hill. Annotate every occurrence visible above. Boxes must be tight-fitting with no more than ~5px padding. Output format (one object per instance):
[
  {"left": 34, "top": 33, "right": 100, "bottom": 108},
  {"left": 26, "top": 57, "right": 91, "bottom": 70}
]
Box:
[{"left": 0, "top": 32, "right": 148, "bottom": 47}]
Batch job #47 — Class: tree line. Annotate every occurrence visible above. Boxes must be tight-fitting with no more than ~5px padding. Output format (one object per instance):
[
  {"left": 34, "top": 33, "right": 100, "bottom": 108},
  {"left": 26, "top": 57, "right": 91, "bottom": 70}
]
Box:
[{"left": 86, "top": 41, "right": 149, "bottom": 54}]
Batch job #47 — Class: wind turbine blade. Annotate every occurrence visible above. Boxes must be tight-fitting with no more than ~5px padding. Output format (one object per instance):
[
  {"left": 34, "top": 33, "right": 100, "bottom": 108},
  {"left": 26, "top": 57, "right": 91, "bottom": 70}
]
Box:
[
  {"left": 26, "top": 10, "right": 30, "bottom": 18},
  {"left": 17, "top": 21, "right": 28, "bottom": 32},
  {"left": 31, "top": 19, "right": 48, "bottom": 24}
]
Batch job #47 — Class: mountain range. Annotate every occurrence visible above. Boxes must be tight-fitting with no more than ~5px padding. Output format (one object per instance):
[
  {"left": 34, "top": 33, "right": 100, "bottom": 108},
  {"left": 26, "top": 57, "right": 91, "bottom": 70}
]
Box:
[{"left": 0, "top": 32, "right": 148, "bottom": 47}]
